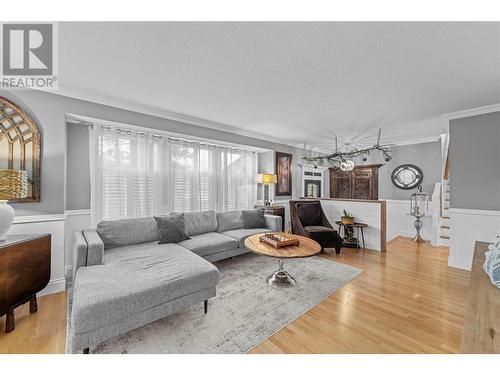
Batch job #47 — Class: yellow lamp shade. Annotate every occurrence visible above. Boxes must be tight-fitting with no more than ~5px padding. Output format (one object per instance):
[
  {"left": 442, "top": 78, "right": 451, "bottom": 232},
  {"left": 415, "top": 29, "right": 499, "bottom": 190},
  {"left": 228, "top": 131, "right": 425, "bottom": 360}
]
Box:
[{"left": 256, "top": 173, "right": 277, "bottom": 185}]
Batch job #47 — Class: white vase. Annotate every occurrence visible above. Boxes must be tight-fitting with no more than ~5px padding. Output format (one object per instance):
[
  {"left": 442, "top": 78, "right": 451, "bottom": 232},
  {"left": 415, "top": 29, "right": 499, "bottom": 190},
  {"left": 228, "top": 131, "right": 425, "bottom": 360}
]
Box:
[{"left": 0, "top": 200, "right": 15, "bottom": 241}]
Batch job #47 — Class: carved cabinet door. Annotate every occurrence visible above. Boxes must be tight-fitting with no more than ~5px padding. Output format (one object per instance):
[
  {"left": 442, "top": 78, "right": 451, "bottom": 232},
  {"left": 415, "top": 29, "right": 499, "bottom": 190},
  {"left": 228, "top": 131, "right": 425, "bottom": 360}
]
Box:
[
  {"left": 329, "top": 165, "right": 380, "bottom": 200},
  {"left": 329, "top": 168, "right": 351, "bottom": 199}
]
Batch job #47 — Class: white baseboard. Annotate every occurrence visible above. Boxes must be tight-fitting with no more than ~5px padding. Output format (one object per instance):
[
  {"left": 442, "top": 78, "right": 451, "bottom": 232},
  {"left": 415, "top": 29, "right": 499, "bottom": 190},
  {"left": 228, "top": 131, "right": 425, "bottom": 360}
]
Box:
[
  {"left": 399, "top": 230, "right": 414, "bottom": 238},
  {"left": 39, "top": 277, "right": 66, "bottom": 296},
  {"left": 448, "top": 255, "right": 473, "bottom": 271}
]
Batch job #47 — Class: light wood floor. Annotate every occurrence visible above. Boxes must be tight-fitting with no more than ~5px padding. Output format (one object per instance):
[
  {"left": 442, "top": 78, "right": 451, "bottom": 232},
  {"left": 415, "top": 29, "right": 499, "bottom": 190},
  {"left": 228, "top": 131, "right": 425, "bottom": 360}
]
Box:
[{"left": 0, "top": 237, "right": 470, "bottom": 354}]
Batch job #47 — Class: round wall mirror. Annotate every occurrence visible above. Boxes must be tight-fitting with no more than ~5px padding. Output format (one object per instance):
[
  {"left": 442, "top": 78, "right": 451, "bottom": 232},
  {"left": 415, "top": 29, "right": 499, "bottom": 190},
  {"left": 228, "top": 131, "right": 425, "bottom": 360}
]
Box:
[{"left": 391, "top": 164, "right": 423, "bottom": 190}]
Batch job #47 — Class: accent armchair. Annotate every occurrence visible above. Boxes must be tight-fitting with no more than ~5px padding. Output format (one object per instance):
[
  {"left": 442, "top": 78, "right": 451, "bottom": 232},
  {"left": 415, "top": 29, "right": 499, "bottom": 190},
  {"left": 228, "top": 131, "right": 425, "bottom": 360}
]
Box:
[{"left": 289, "top": 200, "right": 343, "bottom": 254}]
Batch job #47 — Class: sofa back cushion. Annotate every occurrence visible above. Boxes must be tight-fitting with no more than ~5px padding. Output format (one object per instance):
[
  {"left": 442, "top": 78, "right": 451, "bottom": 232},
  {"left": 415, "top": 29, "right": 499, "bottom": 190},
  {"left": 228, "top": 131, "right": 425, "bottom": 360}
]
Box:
[
  {"left": 183, "top": 210, "right": 218, "bottom": 236},
  {"left": 217, "top": 210, "right": 244, "bottom": 232},
  {"left": 296, "top": 202, "right": 322, "bottom": 227},
  {"left": 97, "top": 217, "right": 158, "bottom": 250}
]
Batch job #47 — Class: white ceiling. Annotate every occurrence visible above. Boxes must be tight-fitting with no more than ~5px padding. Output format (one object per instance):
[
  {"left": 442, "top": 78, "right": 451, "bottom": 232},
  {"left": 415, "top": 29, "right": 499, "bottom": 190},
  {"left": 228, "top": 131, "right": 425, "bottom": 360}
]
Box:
[{"left": 58, "top": 22, "right": 500, "bottom": 149}]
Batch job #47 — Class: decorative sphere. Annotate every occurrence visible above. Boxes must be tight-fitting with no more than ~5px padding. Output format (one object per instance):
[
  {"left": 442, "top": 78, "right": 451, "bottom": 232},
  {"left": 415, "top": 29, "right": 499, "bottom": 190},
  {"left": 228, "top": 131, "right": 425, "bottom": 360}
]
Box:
[{"left": 340, "top": 160, "right": 355, "bottom": 171}]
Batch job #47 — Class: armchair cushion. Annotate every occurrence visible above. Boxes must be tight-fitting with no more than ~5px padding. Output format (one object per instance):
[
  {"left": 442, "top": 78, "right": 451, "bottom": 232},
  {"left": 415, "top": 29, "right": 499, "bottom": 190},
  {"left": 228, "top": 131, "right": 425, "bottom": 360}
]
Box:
[
  {"left": 304, "top": 225, "right": 336, "bottom": 233},
  {"left": 296, "top": 202, "right": 322, "bottom": 227}
]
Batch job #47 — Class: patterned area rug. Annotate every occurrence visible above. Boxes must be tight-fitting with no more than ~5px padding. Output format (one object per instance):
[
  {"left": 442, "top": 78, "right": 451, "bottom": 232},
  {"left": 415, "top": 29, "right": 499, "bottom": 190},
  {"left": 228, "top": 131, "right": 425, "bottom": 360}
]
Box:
[{"left": 78, "top": 253, "right": 362, "bottom": 353}]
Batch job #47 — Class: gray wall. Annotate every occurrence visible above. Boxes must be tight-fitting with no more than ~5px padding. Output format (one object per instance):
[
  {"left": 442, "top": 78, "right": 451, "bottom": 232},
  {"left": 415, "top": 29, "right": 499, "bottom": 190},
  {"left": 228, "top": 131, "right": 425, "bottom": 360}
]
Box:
[
  {"left": 0, "top": 89, "right": 304, "bottom": 215},
  {"left": 66, "top": 124, "right": 90, "bottom": 210},
  {"left": 450, "top": 111, "right": 500, "bottom": 210},
  {"left": 349, "top": 140, "right": 442, "bottom": 200}
]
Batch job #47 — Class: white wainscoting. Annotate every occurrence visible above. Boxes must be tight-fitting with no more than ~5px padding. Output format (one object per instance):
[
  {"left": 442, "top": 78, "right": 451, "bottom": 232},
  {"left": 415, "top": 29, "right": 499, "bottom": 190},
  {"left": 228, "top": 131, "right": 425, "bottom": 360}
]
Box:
[
  {"left": 320, "top": 199, "right": 386, "bottom": 251},
  {"left": 383, "top": 199, "right": 433, "bottom": 241},
  {"left": 64, "top": 209, "right": 91, "bottom": 279},
  {"left": 449, "top": 208, "right": 500, "bottom": 270},
  {"left": 11, "top": 214, "right": 66, "bottom": 296}
]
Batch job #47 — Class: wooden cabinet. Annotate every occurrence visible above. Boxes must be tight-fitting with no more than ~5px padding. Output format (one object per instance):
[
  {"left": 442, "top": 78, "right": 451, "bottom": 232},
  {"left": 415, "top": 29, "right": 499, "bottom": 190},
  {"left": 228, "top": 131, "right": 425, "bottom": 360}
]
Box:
[
  {"left": 0, "top": 234, "right": 51, "bottom": 332},
  {"left": 329, "top": 164, "right": 381, "bottom": 200}
]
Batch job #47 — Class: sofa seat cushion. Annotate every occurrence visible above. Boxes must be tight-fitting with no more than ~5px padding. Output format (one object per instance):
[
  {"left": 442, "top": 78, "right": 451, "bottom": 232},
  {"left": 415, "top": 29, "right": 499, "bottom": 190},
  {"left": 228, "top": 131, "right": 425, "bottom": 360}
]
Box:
[
  {"left": 72, "top": 242, "right": 219, "bottom": 335},
  {"left": 222, "top": 228, "right": 272, "bottom": 247},
  {"left": 177, "top": 232, "right": 239, "bottom": 257},
  {"left": 304, "top": 225, "right": 336, "bottom": 233}
]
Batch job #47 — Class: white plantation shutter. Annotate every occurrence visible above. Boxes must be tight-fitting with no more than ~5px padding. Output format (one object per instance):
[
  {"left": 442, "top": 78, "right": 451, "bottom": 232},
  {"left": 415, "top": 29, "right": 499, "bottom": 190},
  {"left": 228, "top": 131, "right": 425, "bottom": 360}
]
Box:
[{"left": 89, "top": 123, "right": 258, "bottom": 225}]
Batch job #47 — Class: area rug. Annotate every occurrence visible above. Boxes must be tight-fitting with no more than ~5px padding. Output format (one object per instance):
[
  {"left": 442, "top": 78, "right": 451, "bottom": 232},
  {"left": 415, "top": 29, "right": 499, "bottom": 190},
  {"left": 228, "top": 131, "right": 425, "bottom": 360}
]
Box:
[{"left": 72, "top": 253, "right": 362, "bottom": 354}]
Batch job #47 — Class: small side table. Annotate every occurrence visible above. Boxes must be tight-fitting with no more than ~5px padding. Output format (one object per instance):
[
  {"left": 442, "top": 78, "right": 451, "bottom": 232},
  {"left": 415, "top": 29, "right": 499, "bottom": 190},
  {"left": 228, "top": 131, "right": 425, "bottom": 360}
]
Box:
[
  {"left": 254, "top": 205, "right": 285, "bottom": 231},
  {"left": 335, "top": 221, "right": 368, "bottom": 249},
  {"left": 0, "top": 234, "right": 51, "bottom": 333}
]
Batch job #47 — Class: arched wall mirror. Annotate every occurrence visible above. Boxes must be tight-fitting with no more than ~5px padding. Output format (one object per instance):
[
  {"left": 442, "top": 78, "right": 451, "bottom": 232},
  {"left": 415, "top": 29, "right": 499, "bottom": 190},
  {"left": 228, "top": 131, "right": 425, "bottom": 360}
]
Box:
[
  {"left": 391, "top": 164, "right": 423, "bottom": 190},
  {"left": 0, "top": 97, "right": 41, "bottom": 202}
]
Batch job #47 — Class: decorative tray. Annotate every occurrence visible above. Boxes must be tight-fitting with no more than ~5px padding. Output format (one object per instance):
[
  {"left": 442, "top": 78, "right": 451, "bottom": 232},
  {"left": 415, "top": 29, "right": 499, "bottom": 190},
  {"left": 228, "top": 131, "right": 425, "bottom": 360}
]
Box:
[{"left": 259, "top": 232, "right": 299, "bottom": 248}]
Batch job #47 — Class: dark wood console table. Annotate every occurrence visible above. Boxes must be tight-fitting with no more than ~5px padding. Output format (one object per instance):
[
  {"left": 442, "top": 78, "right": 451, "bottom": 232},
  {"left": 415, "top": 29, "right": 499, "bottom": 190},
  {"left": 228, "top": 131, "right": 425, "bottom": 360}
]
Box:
[{"left": 0, "top": 234, "right": 51, "bottom": 333}]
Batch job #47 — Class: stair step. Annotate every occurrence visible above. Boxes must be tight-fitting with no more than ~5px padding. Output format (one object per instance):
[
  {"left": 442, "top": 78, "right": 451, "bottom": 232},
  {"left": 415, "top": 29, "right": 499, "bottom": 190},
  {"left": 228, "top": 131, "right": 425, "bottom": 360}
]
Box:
[
  {"left": 441, "top": 225, "right": 450, "bottom": 229},
  {"left": 442, "top": 216, "right": 450, "bottom": 219},
  {"left": 444, "top": 199, "right": 450, "bottom": 202},
  {"left": 440, "top": 235, "right": 450, "bottom": 239}
]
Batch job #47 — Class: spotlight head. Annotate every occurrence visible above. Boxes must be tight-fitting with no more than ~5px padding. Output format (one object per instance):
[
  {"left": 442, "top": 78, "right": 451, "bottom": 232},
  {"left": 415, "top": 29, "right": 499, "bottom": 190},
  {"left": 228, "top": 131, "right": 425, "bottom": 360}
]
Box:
[
  {"left": 362, "top": 157, "right": 367, "bottom": 162},
  {"left": 385, "top": 157, "right": 390, "bottom": 162}
]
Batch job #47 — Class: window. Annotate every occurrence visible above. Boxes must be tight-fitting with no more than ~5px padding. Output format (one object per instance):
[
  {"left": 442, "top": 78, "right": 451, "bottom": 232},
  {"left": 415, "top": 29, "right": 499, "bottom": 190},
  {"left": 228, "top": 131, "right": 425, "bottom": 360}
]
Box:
[{"left": 89, "top": 123, "right": 257, "bottom": 224}]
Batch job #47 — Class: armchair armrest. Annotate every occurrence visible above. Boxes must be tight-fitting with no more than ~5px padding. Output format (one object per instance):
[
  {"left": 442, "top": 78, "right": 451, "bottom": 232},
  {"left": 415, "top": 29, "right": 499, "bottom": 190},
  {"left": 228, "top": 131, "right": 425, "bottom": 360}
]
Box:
[
  {"left": 82, "top": 229, "right": 105, "bottom": 267},
  {"left": 72, "top": 230, "right": 88, "bottom": 282},
  {"left": 264, "top": 214, "right": 282, "bottom": 232}
]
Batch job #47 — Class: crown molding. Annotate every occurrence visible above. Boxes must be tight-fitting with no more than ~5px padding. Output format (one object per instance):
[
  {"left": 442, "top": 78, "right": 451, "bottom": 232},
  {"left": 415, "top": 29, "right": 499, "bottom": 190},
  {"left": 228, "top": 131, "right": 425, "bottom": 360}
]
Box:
[
  {"left": 443, "top": 103, "right": 500, "bottom": 120},
  {"left": 387, "top": 135, "right": 441, "bottom": 147},
  {"left": 52, "top": 87, "right": 304, "bottom": 149},
  {"left": 42, "top": 87, "right": 445, "bottom": 151}
]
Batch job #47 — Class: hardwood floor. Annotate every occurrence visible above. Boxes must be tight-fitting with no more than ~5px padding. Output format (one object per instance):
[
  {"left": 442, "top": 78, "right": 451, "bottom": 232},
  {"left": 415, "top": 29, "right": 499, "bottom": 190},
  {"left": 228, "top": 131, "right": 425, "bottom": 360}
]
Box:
[{"left": 0, "top": 237, "right": 470, "bottom": 354}]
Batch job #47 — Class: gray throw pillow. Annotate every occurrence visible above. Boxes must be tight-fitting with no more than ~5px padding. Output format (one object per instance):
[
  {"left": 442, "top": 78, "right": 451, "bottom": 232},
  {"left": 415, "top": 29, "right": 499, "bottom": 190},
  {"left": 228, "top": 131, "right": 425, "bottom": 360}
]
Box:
[
  {"left": 154, "top": 214, "right": 191, "bottom": 244},
  {"left": 242, "top": 209, "right": 266, "bottom": 229}
]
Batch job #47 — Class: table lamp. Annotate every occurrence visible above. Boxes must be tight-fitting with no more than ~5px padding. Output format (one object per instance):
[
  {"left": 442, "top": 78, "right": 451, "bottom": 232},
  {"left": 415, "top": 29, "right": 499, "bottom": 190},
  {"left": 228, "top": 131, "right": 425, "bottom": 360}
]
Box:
[{"left": 256, "top": 173, "right": 277, "bottom": 206}]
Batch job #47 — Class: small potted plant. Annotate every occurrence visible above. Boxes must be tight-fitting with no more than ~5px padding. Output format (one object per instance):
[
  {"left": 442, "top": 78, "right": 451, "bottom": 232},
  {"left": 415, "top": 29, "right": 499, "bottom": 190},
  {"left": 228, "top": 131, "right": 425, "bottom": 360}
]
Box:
[{"left": 341, "top": 210, "right": 354, "bottom": 225}]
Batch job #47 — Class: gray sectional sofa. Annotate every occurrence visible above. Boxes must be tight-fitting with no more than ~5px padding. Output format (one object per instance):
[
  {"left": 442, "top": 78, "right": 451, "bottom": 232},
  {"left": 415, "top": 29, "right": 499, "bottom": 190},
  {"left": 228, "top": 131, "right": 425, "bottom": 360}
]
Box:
[{"left": 67, "top": 209, "right": 282, "bottom": 353}]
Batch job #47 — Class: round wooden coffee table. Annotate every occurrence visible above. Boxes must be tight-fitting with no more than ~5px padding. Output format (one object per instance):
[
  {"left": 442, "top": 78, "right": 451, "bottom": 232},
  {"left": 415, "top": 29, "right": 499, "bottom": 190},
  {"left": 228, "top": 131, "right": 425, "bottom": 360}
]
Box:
[{"left": 244, "top": 233, "right": 321, "bottom": 288}]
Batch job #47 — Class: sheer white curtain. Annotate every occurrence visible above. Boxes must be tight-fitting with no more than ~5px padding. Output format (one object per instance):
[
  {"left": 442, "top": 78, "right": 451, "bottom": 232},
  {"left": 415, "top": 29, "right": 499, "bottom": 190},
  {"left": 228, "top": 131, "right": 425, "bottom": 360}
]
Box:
[{"left": 89, "top": 123, "right": 257, "bottom": 225}]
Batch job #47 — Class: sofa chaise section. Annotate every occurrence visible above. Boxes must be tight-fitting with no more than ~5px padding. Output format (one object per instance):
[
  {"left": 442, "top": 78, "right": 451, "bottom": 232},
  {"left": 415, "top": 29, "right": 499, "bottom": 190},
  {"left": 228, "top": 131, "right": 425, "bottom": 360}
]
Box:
[{"left": 68, "top": 232, "right": 219, "bottom": 353}]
